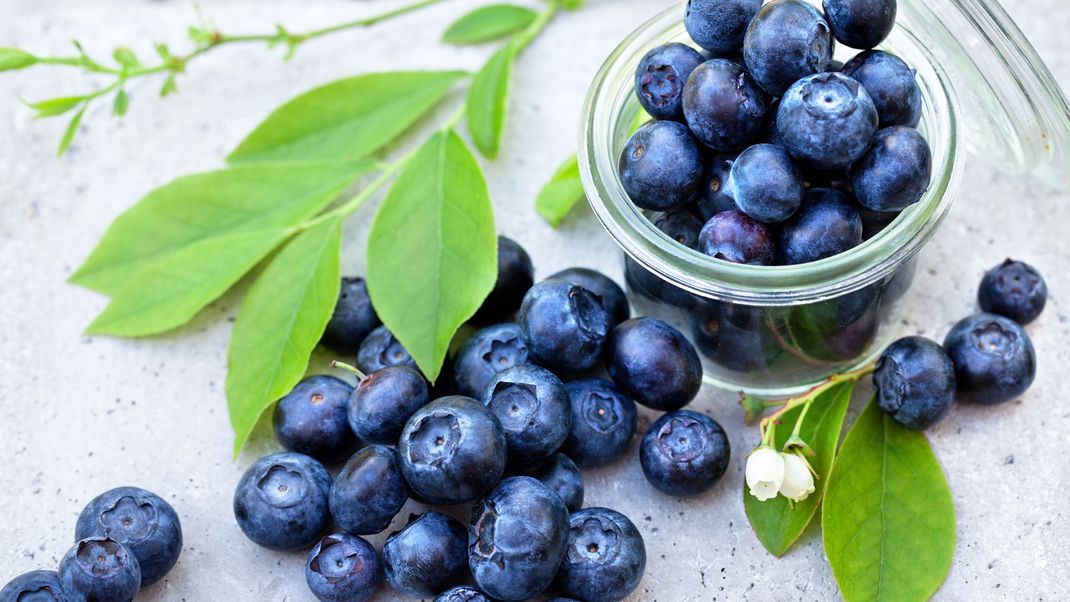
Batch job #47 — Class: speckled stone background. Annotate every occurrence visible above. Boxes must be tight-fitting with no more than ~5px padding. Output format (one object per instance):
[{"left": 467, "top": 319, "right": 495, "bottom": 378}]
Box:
[{"left": 2, "top": 0, "right": 1069, "bottom": 600}]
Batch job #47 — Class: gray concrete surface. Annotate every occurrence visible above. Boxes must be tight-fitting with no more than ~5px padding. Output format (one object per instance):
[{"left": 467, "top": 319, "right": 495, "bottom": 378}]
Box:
[{"left": 2, "top": 0, "right": 1069, "bottom": 600}]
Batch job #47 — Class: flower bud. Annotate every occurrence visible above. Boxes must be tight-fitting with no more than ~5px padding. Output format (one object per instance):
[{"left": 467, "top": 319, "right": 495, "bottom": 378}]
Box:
[
  {"left": 779, "top": 453, "right": 816, "bottom": 502},
  {"left": 745, "top": 447, "right": 785, "bottom": 501}
]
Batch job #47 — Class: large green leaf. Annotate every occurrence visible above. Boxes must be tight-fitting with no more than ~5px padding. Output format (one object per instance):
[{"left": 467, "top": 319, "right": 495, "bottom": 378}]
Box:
[
  {"left": 442, "top": 4, "right": 537, "bottom": 45},
  {"left": 226, "top": 217, "right": 342, "bottom": 456},
  {"left": 70, "top": 161, "right": 370, "bottom": 294},
  {"left": 366, "top": 129, "right": 497, "bottom": 382},
  {"left": 86, "top": 229, "right": 291, "bottom": 337},
  {"left": 466, "top": 45, "right": 514, "bottom": 159},
  {"left": 535, "top": 154, "right": 585, "bottom": 228},
  {"left": 823, "top": 400, "right": 956, "bottom": 602},
  {"left": 744, "top": 381, "right": 853, "bottom": 556},
  {"left": 227, "top": 71, "right": 467, "bottom": 164}
]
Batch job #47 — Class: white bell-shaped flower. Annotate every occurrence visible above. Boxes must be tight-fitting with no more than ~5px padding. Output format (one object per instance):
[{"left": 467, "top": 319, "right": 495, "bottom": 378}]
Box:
[
  {"left": 745, "top": 447, "right": 785, "bottom": 501},
  {"left": 779, "top": 452, "right": 816, "bottom": 502}
]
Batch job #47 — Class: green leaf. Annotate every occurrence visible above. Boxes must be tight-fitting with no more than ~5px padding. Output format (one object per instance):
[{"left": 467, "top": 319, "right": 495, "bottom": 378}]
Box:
[
  {"left": 56, "top": 103, "right": 87, "bottom": 156},
  {"left": 466, "top": 45, "right": 514, "bottom": 159},
  {"left": 367, "top": 129, "right": 497, "bottom": 382},
  {"left": 559, "top": 0, "right": 586, "bottom": 9},
  {"left": 823, "top": 400, "right": 955, "bottom": 602},
  {"left": 188, "top": 26, "right": 215, "bottom": 45},
  {"left": 112, "top": 47, "right": 141, "bottom": 68},
  {"left": 535, "top": 155, "right": 585, "bottom": 228},
  {"left": 113, "top": 89, "right": 129, "bottom": 116},
  {"left": 154, "top": 42, "right": 173, "bottom": 64},
  {"left": 227, "top": 71, "right": 467, "bottom": 164},
  {"left": 25, "top": 95, "right": 86, "bottom": 118},
  {"left": 71, "top": 161, "right": 372, "bottom": 294},
  {"left": 744, "top": 381, "right": 853, "bottom": 556},
  {"left": 442, "top": 4, "right": 537, "bottom": 45},
  {"left": 86, "top": 228, "right": 292, "bottom": 337},
  {"left": 0, "top": 47, "right": 37, "bottom": 71},
  {"left": 160, "top": 74, "right": 178, "bottom": 97},
  {"left": 226, "top": 217, "right": 342, "bottom": 456}
]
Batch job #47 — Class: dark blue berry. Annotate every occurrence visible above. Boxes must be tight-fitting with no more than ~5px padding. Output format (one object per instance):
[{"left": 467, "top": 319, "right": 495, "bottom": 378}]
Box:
[
  {"left": 859, "top": 205, "right": 901, "bottom": 239},
  {"left": 348, "top": 365, "right": 428, "bottom": 445},
  {"left": 743, "top": 0, "right": 834, "bottom": 96},
  {"left": 698, "top": 210, "right": 776, "bottom": 265},
  {"left": 841, "top": 50, "right": 921, "bottom": 127},
  {"left": 435, "top": 586, "right": 491, "bottom": 602},
  {"left": 562, "top": 378, "right": 638, "bottom": 467},
  {"left": 690, "top": 302, "right": 779, "bottom": 373},
  {"left": 74, "top": 486, "right": 182, "bottom": 587},
  {"left": 454, "top": 323, "right": 530, "bottom": 399},
  {"left": 383, "top": 512, "right": 468, "bottom": 597},
  {"left": 58, "top": 538, "right": 141, "bottom": 602},
  {"left": 728, "top": 143, "right": 804, "bottom": 223},
  {"left": 605, "top": 318, "right": 703, "bottom": 411},
  {"left": 329, "top": 445, "right": 408, "bottom": 535},
  {"left": 1, "top": 570, "right": 65, "bottom": 601},
  {"left": 618, "top": 120, "right": 705, "bottom": 211},
  {"left": 233, "top": 452, "right": 332, "bottom": 551},
  {"left": 634, "top": 43, "right": 705, "bottom": 121},
  {"left": 521, "top": 452, "right": 585, "bottom": 512},
  {"left": 778, "top": 188, "right": 863, "bottom": 265},
  {"left": 823, "top": 0, "right": 897, "bottom": 49},
  {"left": 305, "top": 533, "right": 380, "bottom": 602},
  {"left": 851, "top": 126, "right": 932, "bottom": 212},
  {"left": 321, "top": 277, "right": 380, "bottom": 353},
  {"left": 654, "top": 208, "right": 704, "bottom": 250},
  {"left": 554, "top": 508, "right": 646, "bottom": 602},
  {"left": 273, "top": 375, "right": 357, "bottom": 464},
  {"left": 547, "top": 267, "right": 631, "bottom": 328},
  {"left": 978, "top": 259, "right": 1048, "bottom": 325},
  {"left": 696, "top": 155, "right": 738, "bottom": 220},
  {"left": 640, "top": 411, "right": 730, "bottom": 496},
  {"left": 777, "top": 72, "right": 878, "bottom": 170},
  {"left": 874, "top": 336, "right": 956, "bottom": 430},
  {"left": 519, "top": 280, "right": 610, "bottom": 373},
  {"left": 472, "top": 236, "right": 535, "bottom": 324},
  {"left": 357, "top": 325, "right": 418, "bottom": 373},
  {"left": 943, "top": 313, "right": 1036, "bottom": 406},
  {"left": 468, "top": 477, "right": 569, "bottom": 602},
  {"left": 624, "top": 256, "right": 699, "bottom": 309},
  {"left": 682, "top": 59, "right": 766, "bottom": 153},
  {"left": 482, "top": 365, "right": 572, "bottom": 464},
  {"left": 399, "top": 396, "right": 507, "bottom": 505},
  {"left": 685, "top": 0, "right": 763, "bottom": 56}
]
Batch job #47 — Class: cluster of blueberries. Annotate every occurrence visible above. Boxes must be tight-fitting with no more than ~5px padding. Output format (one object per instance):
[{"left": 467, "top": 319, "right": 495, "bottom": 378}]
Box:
[
  {"left": 1, "top": 487, "right": 182, "bottom": 602},
  {"left": 233, "top": 236, "right": 729, "bottom": 602},
  {"left": 623, "top": 0, "right": 930, "bottom": 266},
  {"left": 873, "top": 259, "right": 1046, "bottom": 430}
]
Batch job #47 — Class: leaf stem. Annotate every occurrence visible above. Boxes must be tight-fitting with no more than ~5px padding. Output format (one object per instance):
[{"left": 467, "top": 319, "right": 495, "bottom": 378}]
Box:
[
  {"left": 330, "top": 360, "right": 367, "bottom": 381},
  {"left": 511, "top": 1, "right": 560, "bottom": 54},
  {"left": 757, "top": 360, "right": 878, "bottom": 439}
]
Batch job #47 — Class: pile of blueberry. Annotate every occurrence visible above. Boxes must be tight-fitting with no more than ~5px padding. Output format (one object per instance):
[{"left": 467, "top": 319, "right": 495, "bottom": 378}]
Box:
[
  {"left": 234, "top": 236, "right": 731, "bottom": 602},
  {"left": 623, "top": 0, "right": 930, "bottom": 266},
  {"left": 873, "top": 259, "right": 1045, "bottom": 430},
  {"left": 1, "top": 487, "right": 182, "bottom": 601}
]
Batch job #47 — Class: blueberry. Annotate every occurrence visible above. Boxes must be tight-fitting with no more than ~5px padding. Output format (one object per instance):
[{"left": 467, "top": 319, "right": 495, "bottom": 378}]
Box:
[
  {"left": 978, "top": 259, "right": 1048, "bottom": 325},
  {"left": 841, "top": 50, "right": 921, "bottom": 127},
  {"left": 562, "top": 378, "right": 638, "bottom": 467},
  {"left": 1, "top": 570, "right": 65, "bottom": 601},
  {"left": 618, "top": 120, "right": 705, "bottom": 211},
  {"left": 778, "top": 188, "right": 863, "bottom": 265},
  {"left": 696, "top": 155, "right": 738, "bottom": 220},
  {"left": 273, "top": 375, "right": 358, "bottom": 464},
  {"left": 639, "top": 411, "right": 731, "bottom": 496},
  {"left": 321, "top": 277, "right": 381, "bottom": 353},
  {"left": 943, "top": 313, "right": 1037, "bottom": 405},
  {"left": 685, "top": 0, "right": 763, "bottom": 56},
  {"left": 624, "top": 255, "right": 700, "bottom": 309},
  {"left": 233, "top": 452, "right": 332, "bottom": 551},
  {"left": 329, "top": 445, "right": 408, "bottom": 535},
  {"left": 776, "top": 72, "right": 879, "bottom": 170},
  {"left": 383, "top": 512, "right": 468, "bottom": 597},
  {"left": 547, "top": 267, "right": 631, "bottom": 328},
  {"left": 743, "top": 0, "right": 834, "bottom": 96},
  {"left": 472, "top": 236, "right": 535, "bottom": 324},
  {"left": 698, "top": 210, "right": 776, "bottom": 265},
  {"left": 469, "top": 477, "right": 569, "bottom": 602},
  {"left": 519, "top": 280, "right": 610, "bottom": 373},
  {"left": 348, "top": 365, "right": 429, "bottom": 445},
  {"left": 357, "top": 325, "right": 418, "bottom": 373},
  {"left": 74, "top": 486, "right": 182, "bottom": 587},
  {"left": 851, "top": 126, "right": 932, "bottom": 212},
  {"left": 634, "top": 42, "right": 705, "bottom": 121},
  {"left": 521, "top": 452, "right": 585, "bottom": 512},
  {"left": 727, "top": 144, "right": 804, "bottom": 223},
  {"left": 482, "top": 365, "right": 572, "bottom": 464},
  {"left": 305, "top": 533, "right": 380, "bottom": 602},
  {"left": 682, "top": 59, "right": 766, "bottom": 154},
  {"left": 654, "top": 208, "right": 704, "bottom": 250},
  {"left": 58, "top": 538, "right": 141, "bottom": 602},
  {"left": 859, "top": 205, "right": 901, "bottom": 239},
  {"left": 554, "top": 508, "right": 646, "bottom": 602},
  {"left": 398, "top": 396, "right": 507, "bottom": 505},
  {"left": 690, "top": 302, "right": 780, "bottom": 373},
  {"left": 874, "top": 336, "right": 956, "bottom": 430},
  {"left": 605, "top": 318, "right": 703, "bottom": 411},
  {"left": 454, "top": 323, "right": 530, "bottom": 399},
  {"left": 823, "top": 0, "right": 897, "bottom": 49},
  {"left": 435, "top": 586, "right": 491, "bottom": 602}
]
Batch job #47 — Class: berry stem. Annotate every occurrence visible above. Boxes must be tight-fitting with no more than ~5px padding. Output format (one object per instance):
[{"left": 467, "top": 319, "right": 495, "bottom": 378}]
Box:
[{"left": 330, "top": 360, "right": 368, "bottom": 381}]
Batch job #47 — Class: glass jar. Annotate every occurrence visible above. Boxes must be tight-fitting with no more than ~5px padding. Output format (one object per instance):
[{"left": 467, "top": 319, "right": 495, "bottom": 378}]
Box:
[{"left": 579, "top": 0, "right": 1070, "bottom": 395}]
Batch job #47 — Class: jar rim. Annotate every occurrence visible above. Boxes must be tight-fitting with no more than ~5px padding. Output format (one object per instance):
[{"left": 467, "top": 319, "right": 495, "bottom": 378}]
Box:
[{"left": 578, "top": 2, "right": 962, "bottom": 305}]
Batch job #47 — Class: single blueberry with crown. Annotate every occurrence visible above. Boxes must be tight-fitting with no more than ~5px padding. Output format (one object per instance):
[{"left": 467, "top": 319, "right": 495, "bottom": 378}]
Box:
[
  {"left": 232, "top": 452, "right": 332, "bottom": 551},
  {"left": 743, "top": 0, "right": 834, "bottom": 96},
  {"left": 776, "top": 72, "right": 878, "bottom": 170},
  {"left": 605, "top": 317, "right": 703, "bottom": 412},
  {"left": 618, "top": 120, "right": 705, "bottom": 211},
  {"left": 273, "top": 375, "right": 357, "bottom": 464},
  {"left": 841, "top": 50, "right": 921, "bottom": 127},
  {"left": 471, "top": 236, "right": 535, "bottom": 324},
  {"left": 554, "top": 508, "right": 647, "bottom": 602},
  {"left": 345, "top": 364, "right": 429, "bottom": 445},
  {"left": 874, "top": 336, "right": 956, "bottom": 430},
  {"left": 777, "top": 188, "right": 863, "bottom": 265},
  {"left": 547, "top": 267, "right": 631, "bottom": 328},
  {"left": 1, "top": 570, "right": 66, "bottom": 602},
  {"left": 357, "top": 325, "right": 418, "bottom": 373},
  {"left": 519, "top": 280, "right": 611, "bottom": 373},
  {"left": 685, "top": 0, "right": 763, "bottom": 56},
  {"left": 58, "top": 537, "right": 141, "bottom": 602},
  {"left": 682, "top": 59, "right": 767, "bottom": 153},
  {"left": 639, "top": 411, "right": 731, "bottom": 496},
  {"left": 329, "top": 445, "right": 408, "bottom": 536},
  {"left": 383, "top": 512, "right": 468, "bottom": 597},
  {"left": 978, "top": 259, "right": 1048, "bottom": 325},
  {"left": 305, "top": 533, "right": 380, "bottom": 602},
  {"left": 851, "top": 126, "right": 932, "bottom": 212},
  {"left": 823, "top": 0, "right": 897, "bottom": 50},
  {"left": 698, "top": 210, "right": 776, "bottom": 265},
  {"left": 727, "top": 143, "right": 804, "bottom": 223},
  {"left": 454, "top": 323, "right": 530, "bottom": 399},
  {"left": 634, "top": 42, "right": 705, "bottom": 121},
  {"left": 561, "top": 378, "right": 638, "bottom": 467},
  {"left": 944, "top": 313, "right": 1036, "bottom": 406},
  {"left": 481, "top": 365, "right": 572, "bottom": 464}
]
